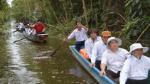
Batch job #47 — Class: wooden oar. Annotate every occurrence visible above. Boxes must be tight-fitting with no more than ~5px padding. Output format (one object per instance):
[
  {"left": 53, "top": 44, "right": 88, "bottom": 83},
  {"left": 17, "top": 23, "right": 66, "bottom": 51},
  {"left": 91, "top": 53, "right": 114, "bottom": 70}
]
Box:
[
  {"left": 13, "top": 37, "right": 26, "bottom": 43},
  {"left": 13, "top": 30, "right": 18, "bottom": 33},
  {"left": 50, "top": 40, "right": 67, "bottom": 57}
]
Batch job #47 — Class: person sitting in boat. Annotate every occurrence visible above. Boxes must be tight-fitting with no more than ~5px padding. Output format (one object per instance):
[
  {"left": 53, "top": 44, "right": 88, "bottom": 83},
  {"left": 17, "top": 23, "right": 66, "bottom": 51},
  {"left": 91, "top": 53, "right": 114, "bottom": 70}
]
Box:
[
  {"left": 67, "top": 21, "right": 88, "bottom": 51},
  {"left": 100, "top": 37, "right": 129, "bottom": 83},
  {"left": 90, "top": 31, "right": 111, "bottom": 70},
  {"left": 25, "top": 23, "right": 36, "bottom": 35},
  {"left": 120, "top": 43, "right": 150, "bottom": 84},
  {"left": 16, "top": 22, "right": 25, "bottom": 31},
  {"left": 82, "top": 29, "right": 101, "bottom": 60},
  {"left": 32, "top": 19, "right": 46, "bottom": 34}
]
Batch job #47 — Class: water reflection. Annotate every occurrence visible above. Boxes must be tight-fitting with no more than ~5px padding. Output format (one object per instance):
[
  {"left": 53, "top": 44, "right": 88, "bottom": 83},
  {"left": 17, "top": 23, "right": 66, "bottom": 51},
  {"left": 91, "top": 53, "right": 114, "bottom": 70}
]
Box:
[{"left": 7, "top": 20, "right": 41, "bottom": 84}]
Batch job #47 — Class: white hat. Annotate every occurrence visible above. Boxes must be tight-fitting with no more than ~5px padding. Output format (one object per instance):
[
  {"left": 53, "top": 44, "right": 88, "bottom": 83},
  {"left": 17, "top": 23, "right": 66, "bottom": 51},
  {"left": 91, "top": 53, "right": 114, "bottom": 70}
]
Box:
[
  {"left": 129, "top": 43, "right": 149, "bottom": 53},
  {"left": 107, "top": 37, "right": 122, "bottom": 46}
]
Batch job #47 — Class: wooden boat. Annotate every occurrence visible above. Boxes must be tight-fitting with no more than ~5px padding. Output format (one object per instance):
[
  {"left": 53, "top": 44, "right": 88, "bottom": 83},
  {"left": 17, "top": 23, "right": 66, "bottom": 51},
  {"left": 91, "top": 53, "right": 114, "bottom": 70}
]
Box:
[
  {"left": 70, "top": 46, "right": 150, "bottom": 84},
  {"left": 23, "top": 31, "right": 48, "bottom": 43},
  {"left": 69, "top": 46, "right": 116, "bottom": 84}
]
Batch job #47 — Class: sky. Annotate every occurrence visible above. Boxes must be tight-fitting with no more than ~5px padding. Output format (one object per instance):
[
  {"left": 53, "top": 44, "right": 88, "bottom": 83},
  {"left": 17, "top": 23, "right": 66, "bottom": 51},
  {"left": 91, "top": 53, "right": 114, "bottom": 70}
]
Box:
[{"left": 6, "top": 0, "right": 13, "bottom": 7}]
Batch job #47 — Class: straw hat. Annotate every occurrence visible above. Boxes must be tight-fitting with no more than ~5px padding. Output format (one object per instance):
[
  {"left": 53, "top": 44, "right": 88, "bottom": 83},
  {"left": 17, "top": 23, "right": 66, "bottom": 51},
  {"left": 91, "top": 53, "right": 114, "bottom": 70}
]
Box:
[
  {"left": 107, "top": 37, "right": 122, "bottom": 46},
  {"left": 129, "top": 43, "right": 149, "bottom": 53},
  {"left": 102, "top": 31, "right": 111, "bottom": 37}
]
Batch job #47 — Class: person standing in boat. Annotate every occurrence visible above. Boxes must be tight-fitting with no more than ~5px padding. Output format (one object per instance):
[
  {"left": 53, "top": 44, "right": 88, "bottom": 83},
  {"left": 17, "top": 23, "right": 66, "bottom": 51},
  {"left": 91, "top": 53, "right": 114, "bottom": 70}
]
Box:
[
  {"left": 90, "top": 31, "right": 111, "bottom": 70},
  {"left": 120, "top": 43, "right": 150, "bottom": 84},
  {"left": 100, "top": 37, "right": 129, "bottom": 83},
  {"left": 32, "top": 19, "right": 46, "bottom": 34},
  {"left": 83, "top": 29, "right": 101, "bottom": 59},
  {"left": 67, "top": 21, "right": 88, "bottom": 51}
]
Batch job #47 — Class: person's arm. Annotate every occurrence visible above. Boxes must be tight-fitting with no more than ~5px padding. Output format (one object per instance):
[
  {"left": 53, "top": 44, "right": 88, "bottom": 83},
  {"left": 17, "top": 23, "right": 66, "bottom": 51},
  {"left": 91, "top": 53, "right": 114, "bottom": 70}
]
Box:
[
  {"left": 90, "top": 43, "right": 98, "bottom": 67},
  {"left": 82, "top": 25, "right": 88, "bottom": 31},
  {"left": 100, "top": 52, "right": 107, "bottom": 76},
  {"left": 30, "top": 24, "right": 35, "bottom": 28},
  {"left": 42, "top": 28, "right": 46, "bottom": 32},
  {"left": 146, "top": 57, "right": 150, "bottom": 70},
  {"left": 67, "top": 30, "right": 75, "bottom": 40},
  {"left": 120, "top": 59, "right": 130, "bottom": 84},
  {"left": 42, "top": 23, "right": 46, "bottom": 32},
  {"left": 100, "top": 64, "right": 106, "bottom": 76},
  {"left": 80, "top": 24, "right": 88, "bottom": 32},
  {"left": 85, "top": 40, "right": 91, "bottom": 57}
]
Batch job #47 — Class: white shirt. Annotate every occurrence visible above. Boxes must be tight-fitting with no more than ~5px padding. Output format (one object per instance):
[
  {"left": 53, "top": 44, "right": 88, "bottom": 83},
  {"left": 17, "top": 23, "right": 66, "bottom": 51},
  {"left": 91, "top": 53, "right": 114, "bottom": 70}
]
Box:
[
  {"left": 120, "top": 55, "right": 150, "bottom": 84},
  {"left": 68, "top": 28, "right": 88, "bottom": 41},
  {"left": 17, "top": 23, "right": 25, "bottom": 30},
  {"left": 85, "top": 36, "right": 102, "bottom": 58},
  {"left": 91, "top": 40, "right": 107, "bottom": 63},
  {"left": 101, "top": 48, "right": 129, "bottom": 73},
  {"left": 25, "top": 28, "right": 36, "bottom": 35}
]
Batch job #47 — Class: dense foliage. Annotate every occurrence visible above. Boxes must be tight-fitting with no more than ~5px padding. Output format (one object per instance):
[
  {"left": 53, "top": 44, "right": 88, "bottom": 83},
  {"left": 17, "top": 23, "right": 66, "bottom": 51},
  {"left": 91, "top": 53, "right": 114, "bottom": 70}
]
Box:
[
  {"left": 11, "top": 0, "right": 150, "bottom": 40},
  {"left": 0, "top": 0, "right": 9, "bottom": 25},
  {"left": 0, "top": 0, "right": 9, "bottom": 78}
]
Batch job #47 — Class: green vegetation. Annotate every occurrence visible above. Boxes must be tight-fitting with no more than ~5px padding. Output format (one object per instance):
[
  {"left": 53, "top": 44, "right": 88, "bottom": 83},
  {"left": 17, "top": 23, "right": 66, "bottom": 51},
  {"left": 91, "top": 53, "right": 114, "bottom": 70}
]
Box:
[
  {"left": 0, "top": 0, "right": 9, "bottom": 78},
  {"left": 11, "top": 0, "right": 150, "bottom": 41},
  {"left": 0, "top": 0, "right": 10, "bottom": 31}
]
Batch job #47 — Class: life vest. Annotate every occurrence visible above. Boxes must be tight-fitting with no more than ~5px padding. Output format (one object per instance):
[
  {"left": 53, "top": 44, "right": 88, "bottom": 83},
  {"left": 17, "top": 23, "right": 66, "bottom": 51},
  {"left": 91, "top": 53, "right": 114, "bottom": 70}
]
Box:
[{"left": 79, "top": 48, "right": 89, "bottom": 59}]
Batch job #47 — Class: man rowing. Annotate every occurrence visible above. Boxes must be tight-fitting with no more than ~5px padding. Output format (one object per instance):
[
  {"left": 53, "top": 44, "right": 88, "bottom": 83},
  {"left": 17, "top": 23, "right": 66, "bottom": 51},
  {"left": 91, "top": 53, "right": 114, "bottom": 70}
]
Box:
[
  {"left": 67, "top": 21, "right": 88, "bottom": 51},
  {"left": 120, "top": 43, "right": 150, "bottom": 84},
  {"left": 90, "top": 31, "right": 111, "bottom": 70}
]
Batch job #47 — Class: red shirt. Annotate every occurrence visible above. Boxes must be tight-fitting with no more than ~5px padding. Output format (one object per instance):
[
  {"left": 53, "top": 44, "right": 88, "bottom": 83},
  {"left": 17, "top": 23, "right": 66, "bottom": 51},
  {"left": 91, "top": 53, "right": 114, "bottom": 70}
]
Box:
[{"left": 34, "top": 22, "right": 45, "bottom": 33}]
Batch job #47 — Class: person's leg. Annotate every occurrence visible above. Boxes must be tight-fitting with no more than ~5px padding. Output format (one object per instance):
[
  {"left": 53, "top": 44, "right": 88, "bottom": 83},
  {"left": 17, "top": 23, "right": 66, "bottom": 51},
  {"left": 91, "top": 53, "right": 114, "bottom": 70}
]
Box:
[
  {"left": 126, "top": 79, "right": 148, "bottom": 84},
  {"left": 75, "top": 41, "right": 85, "bottom": 52},
  {"left": 106, "top": 70, "right": 120, "bottom": 84},
  {"left": 75, "top": 42, "right": 81, "bottom": 51},
  {"left": 79, "top": 41, "right": 85, "bottom": 50},
  {"left": 138, "top": 79, "right": 148, "bottom": 84},
  {"left": 95, "top": 60, "right": 101, "bottom": 70}
]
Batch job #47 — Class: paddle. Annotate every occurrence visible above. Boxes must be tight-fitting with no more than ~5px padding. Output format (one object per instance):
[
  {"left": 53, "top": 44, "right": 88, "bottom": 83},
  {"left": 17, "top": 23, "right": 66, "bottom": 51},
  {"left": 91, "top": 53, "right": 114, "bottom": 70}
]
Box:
[
  {"left": 50, "top": 40, "right": 67, "bottom": 57},
  {"left": 13, "top": 30, "right": 18, "bottom": 33},
  {"left": 13, "top": 37, "right": 26, "bottom": 43}
]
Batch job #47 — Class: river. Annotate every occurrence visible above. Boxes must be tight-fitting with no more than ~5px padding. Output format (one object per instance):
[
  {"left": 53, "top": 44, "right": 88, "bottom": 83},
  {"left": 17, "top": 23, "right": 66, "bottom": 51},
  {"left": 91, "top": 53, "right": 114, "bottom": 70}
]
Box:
[
  {"left": 0, "top": 19, "right": 96, "bottom": 84},
  {"left": 0, "top": 0, "right": 97, "bottom": 84},
  {"left": 2, "top": 0, "right": 149, "bottom": 84}
]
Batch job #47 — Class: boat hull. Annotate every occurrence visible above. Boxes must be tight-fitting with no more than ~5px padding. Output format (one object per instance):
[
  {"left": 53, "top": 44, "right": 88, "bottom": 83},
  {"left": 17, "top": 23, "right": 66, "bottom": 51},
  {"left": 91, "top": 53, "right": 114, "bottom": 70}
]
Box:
[{"left": 23, "top": 32, "right": 48, "bottom": 43}]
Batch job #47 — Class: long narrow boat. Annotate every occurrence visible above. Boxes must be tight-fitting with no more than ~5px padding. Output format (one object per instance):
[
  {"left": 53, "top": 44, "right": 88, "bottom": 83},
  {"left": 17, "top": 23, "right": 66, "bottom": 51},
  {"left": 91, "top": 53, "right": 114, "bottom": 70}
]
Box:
[
  {"left": 69, "top": 46, "right": 116, "bottom": 84},
  {"left": 23, "top": 31, "right": 48, "bottom": 43},
  {"left": 70, "top": 46, "right": 150, "bottom": 84}
]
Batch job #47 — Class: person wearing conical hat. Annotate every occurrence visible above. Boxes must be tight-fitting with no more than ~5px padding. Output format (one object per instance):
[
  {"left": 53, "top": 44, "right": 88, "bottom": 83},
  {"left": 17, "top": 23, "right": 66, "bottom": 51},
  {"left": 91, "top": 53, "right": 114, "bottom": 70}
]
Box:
[
  {"left": 90, "top": 31, "right": 111, "bottom": 70},
  {"left": 120, "top": 43, "right": 150, "bottom": 84},
  {"left": 100, "top": 37, "right": 129, "bottom": 83}
]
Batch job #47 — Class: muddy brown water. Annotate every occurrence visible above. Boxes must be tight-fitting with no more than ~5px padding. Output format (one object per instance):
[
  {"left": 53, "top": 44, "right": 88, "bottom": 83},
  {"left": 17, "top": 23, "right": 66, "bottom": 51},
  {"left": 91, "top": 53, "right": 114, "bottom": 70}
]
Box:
[{"left": 0, "top": 20, "right": 96, "bottom": 84}]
